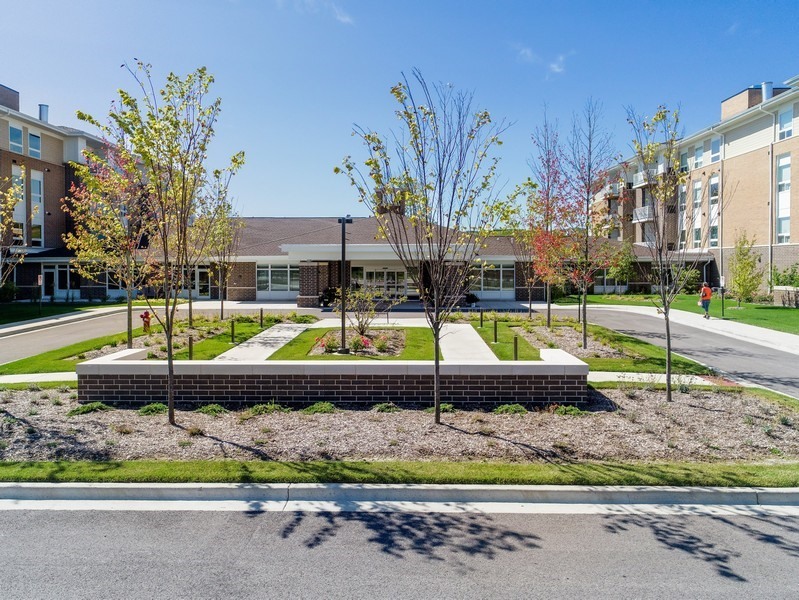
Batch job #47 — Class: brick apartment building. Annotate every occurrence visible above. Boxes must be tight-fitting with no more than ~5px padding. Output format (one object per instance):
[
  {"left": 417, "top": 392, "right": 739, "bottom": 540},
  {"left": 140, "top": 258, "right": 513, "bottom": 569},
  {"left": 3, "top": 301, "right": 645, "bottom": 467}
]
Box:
[
  {"left": 600, "top": 73, "right": 798, "bottom": 288},
  {"left": 0, "top": 83, "right": 108, "bottom": 300}
]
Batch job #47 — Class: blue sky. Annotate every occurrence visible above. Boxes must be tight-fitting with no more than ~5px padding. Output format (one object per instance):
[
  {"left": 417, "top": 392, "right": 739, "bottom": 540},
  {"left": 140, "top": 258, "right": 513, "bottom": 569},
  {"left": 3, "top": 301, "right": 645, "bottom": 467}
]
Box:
[{"left": 4, "top": 0, "right": 798, "bottom": 216}]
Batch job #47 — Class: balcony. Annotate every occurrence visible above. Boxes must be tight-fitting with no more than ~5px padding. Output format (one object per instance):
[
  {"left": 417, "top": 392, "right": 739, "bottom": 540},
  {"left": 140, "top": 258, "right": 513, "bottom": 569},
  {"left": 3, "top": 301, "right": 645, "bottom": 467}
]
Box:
[
  {"left": 632, "top": 169, "right": 657, "bottom": 188},
  {"left": 602, "top": 182, "right": 621, "bottom": 197},
  {"left": 631, "top": 205, "right": 654, "bottom": 223}
]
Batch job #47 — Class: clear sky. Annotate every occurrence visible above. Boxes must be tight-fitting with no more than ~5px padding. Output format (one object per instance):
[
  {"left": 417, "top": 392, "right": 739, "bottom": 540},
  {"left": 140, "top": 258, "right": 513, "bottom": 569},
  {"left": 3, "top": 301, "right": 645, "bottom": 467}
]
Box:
[{"left": 4, "top": 0, "right": 798, "bottom": 217}]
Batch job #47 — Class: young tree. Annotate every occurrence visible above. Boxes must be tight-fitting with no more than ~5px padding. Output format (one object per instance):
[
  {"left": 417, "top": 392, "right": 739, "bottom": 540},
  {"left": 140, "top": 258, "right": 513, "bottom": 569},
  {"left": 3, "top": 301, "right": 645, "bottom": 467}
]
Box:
[
  {"left": 562, "top": 100, "right": 617, "bottom": 347},
  {"left": 0, "top": 169, "right": 29, "bottom": 292},
  {"left": 338, "top": 70, "right": 508, "bottom": 424},
  {"left": 202, "top": 193, "right": 243, "bottom": 320},
  {"left": 508, "top": 182, "right": 541, "bottom": 320},
  {"left": 607, "top": 241, "right": 636, "bottom": 294},
  {"left": 728, "top": 231, "right": 764, "bottom": 306},
  {"left": 63, "top": 142, "right": 157, "bottom": 348},
  {"left": 525, "top": 110, "right": 570, "bottom": 327},
  {"left": 626, "top": 105, "right": 725, "bottom": 401},
  {"left": 79, "top": 62, "right": 244, "bottom": 425}
]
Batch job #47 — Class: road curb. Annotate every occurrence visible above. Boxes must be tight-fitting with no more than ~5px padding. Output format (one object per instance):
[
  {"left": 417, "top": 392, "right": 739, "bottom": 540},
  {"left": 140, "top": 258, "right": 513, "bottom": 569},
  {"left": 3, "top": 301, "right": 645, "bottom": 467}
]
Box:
[
  {"left": 0, "top": 307, "right": 128, "bottom": 338},
  {"left": 1, "top": 483, "right": 798, "bottom": 506}
]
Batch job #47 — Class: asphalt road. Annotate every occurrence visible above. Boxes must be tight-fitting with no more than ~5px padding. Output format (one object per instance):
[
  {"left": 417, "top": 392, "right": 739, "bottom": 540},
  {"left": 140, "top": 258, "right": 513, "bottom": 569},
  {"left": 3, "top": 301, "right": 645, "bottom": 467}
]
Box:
[
  {"left": 1, "top": 510, "right": 797, "bottom": 599},
  {"left": 570, "top": 307, "right": 799, "bottom": 399}
]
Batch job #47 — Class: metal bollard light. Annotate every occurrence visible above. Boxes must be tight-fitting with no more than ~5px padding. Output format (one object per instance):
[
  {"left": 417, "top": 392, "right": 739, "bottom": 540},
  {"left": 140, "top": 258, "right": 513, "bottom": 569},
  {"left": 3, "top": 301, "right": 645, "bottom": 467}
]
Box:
[
  {"left": 493, "top": 318, "right": 498, "bottom": 344},
  {"left": 513, "top": 335, "right": 518, "bottom": 360},
  {"left": 231, "top": 320, "right": 235, "bottom": 343},
  {"left": 259, "top": 307, "right": 264, "bottom": 328}
]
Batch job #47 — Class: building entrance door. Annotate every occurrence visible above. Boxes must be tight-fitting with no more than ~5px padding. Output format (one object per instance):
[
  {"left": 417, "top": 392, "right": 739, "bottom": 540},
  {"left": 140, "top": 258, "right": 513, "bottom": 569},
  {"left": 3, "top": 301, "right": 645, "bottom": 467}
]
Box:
[{"left": 364, "top": 269, "right": 407, "bottom": 298}]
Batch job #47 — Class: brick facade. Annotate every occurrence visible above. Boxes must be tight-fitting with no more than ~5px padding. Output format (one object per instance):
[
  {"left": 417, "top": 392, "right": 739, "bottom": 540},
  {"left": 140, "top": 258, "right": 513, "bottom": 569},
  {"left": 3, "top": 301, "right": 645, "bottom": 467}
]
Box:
[
  {"left": 78, "top": 371, "right": 587, "bottom": 410},
  {"left": 226, "top": 262, "right": 256, "bottom": 300}
]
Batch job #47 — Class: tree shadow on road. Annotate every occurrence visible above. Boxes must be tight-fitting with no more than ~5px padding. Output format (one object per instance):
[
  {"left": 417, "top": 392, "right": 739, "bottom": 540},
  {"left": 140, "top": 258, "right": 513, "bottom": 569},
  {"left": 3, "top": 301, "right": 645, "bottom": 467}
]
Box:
[
  {"left": 602, "top": 511, "right": 799, "bottom": 583},
  {"left": 277, "top": 510, "right": 541, "bottom": 567}
]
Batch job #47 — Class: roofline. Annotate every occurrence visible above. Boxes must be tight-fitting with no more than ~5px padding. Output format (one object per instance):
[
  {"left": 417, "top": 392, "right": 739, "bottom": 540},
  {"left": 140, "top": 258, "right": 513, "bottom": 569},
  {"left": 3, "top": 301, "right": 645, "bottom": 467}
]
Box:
[{"left": 0, "top": 104, "right": 104, "bottom": 144}]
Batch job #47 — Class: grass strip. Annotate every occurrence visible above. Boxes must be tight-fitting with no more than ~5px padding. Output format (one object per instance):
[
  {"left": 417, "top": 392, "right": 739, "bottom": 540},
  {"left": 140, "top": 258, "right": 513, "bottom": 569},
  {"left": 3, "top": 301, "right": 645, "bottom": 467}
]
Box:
[
  {"left": 268, "top": 327, "right": 435, "bottom": 360},
  {"left": 0, "top": 459, "right": 797, "bottom": 487},
  {"left": 0, "top": 381, "right": 77, "bottom": 391},
  {"left": 559, "top": 294, "right": 799, "bottom": 335},
  {"left": 0, "top": 327, "right": 154, "bottom": 375},
  {"left": 471, "top": 322, "right": 540, "bottom": 360},
  {"left": 583, "top": 323, "right": 712, "bottom": 375},
  {"left": 173, "top": 319, "right": 275, "bottom": 360}
]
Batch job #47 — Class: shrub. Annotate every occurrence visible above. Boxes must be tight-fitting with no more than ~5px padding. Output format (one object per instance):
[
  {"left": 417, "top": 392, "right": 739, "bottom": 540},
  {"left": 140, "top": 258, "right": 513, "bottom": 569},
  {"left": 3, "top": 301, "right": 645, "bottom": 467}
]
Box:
[
  {"left": 493, "top": 404, "right": 528, "bottom": 415},
  {"left": 317, "top": 335, "right": 339, "bottom": 354},
  {"left": 51, "top": 398, "right": 64, "bottom": 406},
  {"left": 187, "top": 426, "right": 204, "bottom": 437},
  {"left": 57, "top": 386, "right": 71, "bottom": 393},
  {"left": 114, "top": 424, "right": 133, "bottom": 435},
  {"left": 67, "top": 402, "right": 114, "bottom": 417},
  {"left": 195, "top": 404, "right": 229, "bottom": 417},
  {"left": 424, "top": 403, "right": 455, "bottom": 414},
  {"left": 138, "top": 402, "right": 168, "bottom": 416},
  {"left": 372, "top": 402, "right": 401, "bottom": 413},
  {"left": 552, "top": 404, "right": 589, "bottom": 416},
  {"left": 0, "top": 282, "right": 17, "bottom": 302},
  {"left": 27, "top": 384, "right": 42, "bottom": 392},
  {"left": 374, "top": 335, "right": 389, "bottom": 353},
  {"left": 349, "top": 335, "right": 370, "bottom": 352},
  {"left": 301, "top": 401, "right": 337, "bottom": 414},
  {"left": 239, "top": 401, "right": 291, "bottom": 421},
  {"left": 178, "top": 440, "right": 193, "bottom": 448}
]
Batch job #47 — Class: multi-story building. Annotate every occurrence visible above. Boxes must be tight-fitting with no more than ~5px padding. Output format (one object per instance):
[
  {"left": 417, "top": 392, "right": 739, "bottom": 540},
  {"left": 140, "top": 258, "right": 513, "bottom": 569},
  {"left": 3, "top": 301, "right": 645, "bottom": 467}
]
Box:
[
  {"left": 0, "top": 83, "right": 109, "bottom": 300},
  {"left": 600, "top": 74, "right": 799, "bottom": 288}
]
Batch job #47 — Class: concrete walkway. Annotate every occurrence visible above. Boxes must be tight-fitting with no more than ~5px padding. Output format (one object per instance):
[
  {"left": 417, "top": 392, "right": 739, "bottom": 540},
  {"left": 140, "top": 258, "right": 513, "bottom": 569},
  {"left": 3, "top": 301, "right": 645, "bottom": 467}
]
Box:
[{"left": 214, "top": 323, "right": 310, "bottom": 361}]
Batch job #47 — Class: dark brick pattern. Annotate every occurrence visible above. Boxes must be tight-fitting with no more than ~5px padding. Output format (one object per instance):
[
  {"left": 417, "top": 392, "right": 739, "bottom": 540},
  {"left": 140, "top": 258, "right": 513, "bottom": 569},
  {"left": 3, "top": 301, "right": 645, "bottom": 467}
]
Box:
[{"left": 79, "top": 372, "right": 587, "bottom": 410}]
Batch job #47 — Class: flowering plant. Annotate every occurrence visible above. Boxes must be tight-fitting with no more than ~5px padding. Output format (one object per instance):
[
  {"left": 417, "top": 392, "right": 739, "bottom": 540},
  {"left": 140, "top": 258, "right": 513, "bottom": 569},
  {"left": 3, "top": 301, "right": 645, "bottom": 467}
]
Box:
[
  {"left": 349, "top": 335, "right": 370, "bottom": 352},
  {"left": 374, "top": 335, "right": 389, "bottom": 353}
]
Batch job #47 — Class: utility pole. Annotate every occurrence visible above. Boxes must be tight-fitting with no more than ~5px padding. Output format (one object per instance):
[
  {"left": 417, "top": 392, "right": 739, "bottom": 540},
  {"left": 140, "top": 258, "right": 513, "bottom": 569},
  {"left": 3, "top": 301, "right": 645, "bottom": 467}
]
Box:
[{"left": 338, "top": 215, "right": 353, "bottom": 354}]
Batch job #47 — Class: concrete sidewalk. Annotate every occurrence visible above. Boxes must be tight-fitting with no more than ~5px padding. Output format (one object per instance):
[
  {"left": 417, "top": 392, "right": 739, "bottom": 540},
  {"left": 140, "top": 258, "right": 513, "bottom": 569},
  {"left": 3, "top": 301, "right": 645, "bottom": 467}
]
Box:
[{"left": 215, "top": 323, "right": 310, "bottom": 361}]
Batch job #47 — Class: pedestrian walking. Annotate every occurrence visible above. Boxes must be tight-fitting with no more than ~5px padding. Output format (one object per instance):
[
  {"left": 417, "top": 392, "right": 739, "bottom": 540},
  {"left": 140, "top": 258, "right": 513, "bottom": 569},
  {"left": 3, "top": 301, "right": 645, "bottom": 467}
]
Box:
[{"left": 699, "top": 282, "right": 712, "bottom": 319}]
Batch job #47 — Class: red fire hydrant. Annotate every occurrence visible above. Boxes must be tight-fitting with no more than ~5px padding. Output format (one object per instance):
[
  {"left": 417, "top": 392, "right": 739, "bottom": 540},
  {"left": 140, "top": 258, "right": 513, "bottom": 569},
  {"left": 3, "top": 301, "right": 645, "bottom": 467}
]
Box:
[{"left": 140, "top": 310, "right": 152, "bottom": 333}]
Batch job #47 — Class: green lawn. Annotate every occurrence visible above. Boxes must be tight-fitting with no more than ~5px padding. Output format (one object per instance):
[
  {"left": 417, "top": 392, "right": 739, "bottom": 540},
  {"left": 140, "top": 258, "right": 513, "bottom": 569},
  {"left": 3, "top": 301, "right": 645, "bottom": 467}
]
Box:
[
  {"left": 471, "top": 322, "right": 541, "bottom": 360},
  {"left": 268, "top": 327, "right": 436, "bottom": 360},
  {"left": 0, "top": 317, "right": 277, "bottom": 374},
  {"left": 173, "top": 319, "right": 277, "bottom": 360},
  {"left": 0, "top": 328, "right": 153, "bottom": 375},
  {"left": 560, "top": 294, "right": 799, "bottom": 335},
  {"left": 0, "top": 301, "right": 121, "bottom": 326},
  {"left": 583, "top": 323, "right": 713, "bottom": 375},
  {"left": 0, "top": 459, "right": 797, "bottom": 487}
]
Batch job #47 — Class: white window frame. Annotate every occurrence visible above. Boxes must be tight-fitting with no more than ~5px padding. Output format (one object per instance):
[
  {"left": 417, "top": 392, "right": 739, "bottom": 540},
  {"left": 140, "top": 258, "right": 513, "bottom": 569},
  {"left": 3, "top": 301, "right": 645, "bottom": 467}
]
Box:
[
  {"left": 30, "top": 170, "right": 44, "bottom": 247},
  {"left": 28, "top": 132, "right": 41, "bottom": 159},
  {"left": 256, "top": 265, "right": 300, "bottom": 292},
  {"left": 694, "top": 146, "right": 704, "bottom": 169},
  {"left": 710, "top": 137, "right": 721, "bottom": 163},
  {"left": 9, "top": 123, "right": 23, "bottom": 153},
  {"left": 776, "top": 154, "right": 791, "bottom": 244},
  {"left": 679, "top": 152, "right": 689, "bottom": 173},
  {"left": 778, "top": 107, "right": 793, "bottom": 141},
  {"left": 11, "top": 165, "right": 25, "bottom": 245}
]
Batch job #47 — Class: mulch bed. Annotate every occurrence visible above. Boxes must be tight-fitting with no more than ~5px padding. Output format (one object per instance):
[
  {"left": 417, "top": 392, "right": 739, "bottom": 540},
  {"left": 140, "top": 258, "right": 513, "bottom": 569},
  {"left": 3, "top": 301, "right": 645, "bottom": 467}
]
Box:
[
  {"left": 1, "top": 385, "right": 797, "bottom": 463},
  {"left": 310, "top": 328, "right": 405, "bottom": 357}
]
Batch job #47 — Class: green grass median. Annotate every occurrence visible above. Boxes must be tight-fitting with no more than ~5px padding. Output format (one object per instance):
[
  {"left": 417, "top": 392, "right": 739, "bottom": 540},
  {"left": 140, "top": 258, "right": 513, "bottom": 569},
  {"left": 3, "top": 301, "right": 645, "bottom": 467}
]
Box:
[{"left": 0, "top": 459, "right": 797, "bottom": 487}]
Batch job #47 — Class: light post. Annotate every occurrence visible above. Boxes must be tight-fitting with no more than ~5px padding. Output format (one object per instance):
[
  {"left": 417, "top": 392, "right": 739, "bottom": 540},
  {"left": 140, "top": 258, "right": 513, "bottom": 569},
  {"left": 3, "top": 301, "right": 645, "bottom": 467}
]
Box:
[{"left": 338, "top": 215, "right": 353, "bottom": 354}]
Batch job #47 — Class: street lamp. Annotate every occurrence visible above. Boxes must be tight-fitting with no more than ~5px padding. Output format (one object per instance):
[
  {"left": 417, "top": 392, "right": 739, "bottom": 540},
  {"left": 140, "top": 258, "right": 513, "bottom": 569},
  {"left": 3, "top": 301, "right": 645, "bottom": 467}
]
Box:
[{"left": 338, "top": 215, "right": 353, "bottom": 354}]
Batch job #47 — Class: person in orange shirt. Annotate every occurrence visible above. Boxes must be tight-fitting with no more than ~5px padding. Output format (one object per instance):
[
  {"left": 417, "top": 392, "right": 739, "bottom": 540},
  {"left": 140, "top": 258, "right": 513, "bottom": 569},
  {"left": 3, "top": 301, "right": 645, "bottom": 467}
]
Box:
[{"left": 700, "top": 282, "right": 712, "bottom": 319}]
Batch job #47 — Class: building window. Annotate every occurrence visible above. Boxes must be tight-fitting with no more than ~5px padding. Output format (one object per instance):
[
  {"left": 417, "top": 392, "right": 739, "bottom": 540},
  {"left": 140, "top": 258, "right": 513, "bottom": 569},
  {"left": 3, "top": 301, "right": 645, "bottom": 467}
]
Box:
[
  {"left": 692, "top": 181, "right": 702, "bottom": 210},
  {"left": 679, "top": 152, "right": 688, "bottom": 173},
  {"left": 779, "top": 108, "right": 793, "bottom": 140},
  {"left": 11, "top": 165, "right": 25, "bottom": 245},
  {"left": 28, "top": 133, "right": 41, "bottom": 159},
  {"left": 694, "top": 146, "right": 704, "bottom": 169},
  {"left": 693, "top": 227, "right": 702, "bottom": 247},
  {"left": 710, "top": 225, "right": 718, "bottom": 247},
  {"left": 777, "top": 154, "right": 791, "bottom": 244},
  {"left": 710, "top": 138, "right": 721, "bottom": 163},
  {"left": 256, "top": 265, "right": 300, "bottom": 292},
  {"left": 709, "top": 176, "right": 719, "bottom": 206},
  {"left": 30, "top": 171, "right": 43, "bottom": 247},
  {"left": 9, "top": 125, "right": 23, "bottom": 153},
  {"left": 679, "top": 229, "right": 686, "bottom": 250},
  {"left": 678, "top": 185, "right": 687, "bottom": 211},
  {"left": 473, "top": 263, "right": 514, "bottom": 292}
]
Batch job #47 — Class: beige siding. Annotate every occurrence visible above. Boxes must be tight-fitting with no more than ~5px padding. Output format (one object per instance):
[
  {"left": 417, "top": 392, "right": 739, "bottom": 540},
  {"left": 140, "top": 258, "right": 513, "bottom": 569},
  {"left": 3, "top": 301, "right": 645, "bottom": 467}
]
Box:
[{"left": 725, "top": 114, "right": 773, "bottom": 159}]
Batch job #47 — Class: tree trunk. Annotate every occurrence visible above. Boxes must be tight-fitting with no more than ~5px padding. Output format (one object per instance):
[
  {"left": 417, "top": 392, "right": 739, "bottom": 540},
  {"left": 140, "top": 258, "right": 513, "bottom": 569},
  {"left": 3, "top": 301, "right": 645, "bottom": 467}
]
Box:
[
  {"left": 165, "top": 297, "right": 176, "bottom": 425},
  {"left": 433, "top": 326, "right": 441, "bottom": 425},
  {"left": 126, "top": 285, "right": 133, "bottom": 349},
  {"left": 582, "top": 288, "right": 588, "bottom": 349},
  {"left": 188, "top": 288, "right": 193, "bottom": 327},
  {"left": 220, "top": 280, "right": 225, "bottom": 320},
  {"left": 665, "top": 311, "right": 673, "bottom": 403},
  {"left": 527, "top": 286, "right": 533, "bottom": 320},
  {"left": 546, "top": 283, "right": 552, "bottom": 329}
]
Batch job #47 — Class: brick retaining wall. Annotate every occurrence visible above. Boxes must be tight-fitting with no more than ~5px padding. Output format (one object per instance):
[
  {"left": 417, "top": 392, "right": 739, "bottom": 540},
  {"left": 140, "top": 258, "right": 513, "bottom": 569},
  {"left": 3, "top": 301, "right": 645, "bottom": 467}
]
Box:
[{"left": 77, "top": 350, "right": 588, "bottom": 410}]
